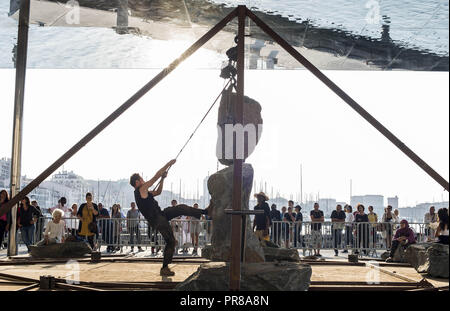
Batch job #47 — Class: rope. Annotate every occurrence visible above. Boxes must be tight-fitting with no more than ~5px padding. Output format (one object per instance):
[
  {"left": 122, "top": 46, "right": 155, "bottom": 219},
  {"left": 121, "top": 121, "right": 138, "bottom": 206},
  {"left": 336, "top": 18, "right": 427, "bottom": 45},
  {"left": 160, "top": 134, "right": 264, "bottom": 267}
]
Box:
[{"left": 152, "top": 78, "right": 234, "bottom": 191}]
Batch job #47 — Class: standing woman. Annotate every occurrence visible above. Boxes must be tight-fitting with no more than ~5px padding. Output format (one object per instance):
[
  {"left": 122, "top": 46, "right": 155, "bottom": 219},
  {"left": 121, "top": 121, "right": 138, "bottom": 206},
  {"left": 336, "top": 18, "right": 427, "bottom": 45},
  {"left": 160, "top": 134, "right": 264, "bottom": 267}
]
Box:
[
  {"left": 111, "top": 204, "right": 122, "bottom": 252},
  {"left": 17, "top": 196, "right": 40, "bottom": 252},
  {"left": 0, "top": 190, "right": 10, "bottom": 249},
  {"left": 382, "top": 205, "right": 394, "bottom": 250},
  {"left": 77, "top": 192, "right": 99, "bottom": 249},
  {"left": 367, "top": 206, "right": 378, "bottom": 249},
  {"left": 343, "top": 205, "right": 354, "bottom": 253},
  {"left": 354, "top": 204, "right": 369, "bottom": 255}
]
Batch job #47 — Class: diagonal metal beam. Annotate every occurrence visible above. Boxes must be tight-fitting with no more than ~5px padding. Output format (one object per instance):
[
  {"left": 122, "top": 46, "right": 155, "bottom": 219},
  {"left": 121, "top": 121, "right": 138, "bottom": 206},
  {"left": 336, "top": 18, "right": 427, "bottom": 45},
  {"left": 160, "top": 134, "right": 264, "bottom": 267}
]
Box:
[
  {"left": 1, "top": 7, "right": 239, "bottom": 216},
  {"left": 246, "top": 9, "right": 449, "bottom": 192}
]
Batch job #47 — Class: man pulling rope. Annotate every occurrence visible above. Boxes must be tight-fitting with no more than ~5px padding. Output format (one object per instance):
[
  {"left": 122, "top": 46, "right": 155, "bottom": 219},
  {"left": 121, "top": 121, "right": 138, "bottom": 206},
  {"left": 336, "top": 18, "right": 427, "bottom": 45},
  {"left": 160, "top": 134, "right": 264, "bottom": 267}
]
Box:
[{"left": 130, "top": 159, "right": 211, "bottom": 276}]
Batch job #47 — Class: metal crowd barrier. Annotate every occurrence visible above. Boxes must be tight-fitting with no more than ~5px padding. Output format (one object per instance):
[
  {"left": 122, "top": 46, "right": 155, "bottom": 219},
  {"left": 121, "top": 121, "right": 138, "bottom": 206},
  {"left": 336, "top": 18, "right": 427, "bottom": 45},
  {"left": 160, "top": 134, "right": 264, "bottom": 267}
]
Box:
[
  {"left": 269, "top": 221, "right": 433, "bottom": 256},
  {"left": 9, "top": 217, "right": 435, "bottom": 256},
  {"left": 12, "top": 217, "right": 213, "bottom": 253}
]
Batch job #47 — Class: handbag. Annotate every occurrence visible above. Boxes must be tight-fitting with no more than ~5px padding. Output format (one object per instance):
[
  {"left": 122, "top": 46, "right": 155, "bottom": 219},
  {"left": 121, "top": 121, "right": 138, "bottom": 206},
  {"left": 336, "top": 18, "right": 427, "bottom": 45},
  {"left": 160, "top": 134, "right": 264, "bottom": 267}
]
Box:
[{"left": 88, "top": 222, "right": 98, "bottom": 234}]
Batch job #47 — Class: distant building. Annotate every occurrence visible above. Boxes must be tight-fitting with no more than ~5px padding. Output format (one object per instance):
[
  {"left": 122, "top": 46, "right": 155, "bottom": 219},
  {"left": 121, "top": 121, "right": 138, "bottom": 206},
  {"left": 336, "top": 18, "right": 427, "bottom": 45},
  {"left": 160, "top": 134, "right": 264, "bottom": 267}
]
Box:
[
  {"left": 0, "top": 157, "right": 11, "bottom": 181},
  {"left": 318, "top": 198, "right": 337, "bottom": 215},
  {"left": 387, "top": 196, "right": 399, "bottom": 210},
  {"left": 351, "top": 194, "right": 384, "bottom": 215}
]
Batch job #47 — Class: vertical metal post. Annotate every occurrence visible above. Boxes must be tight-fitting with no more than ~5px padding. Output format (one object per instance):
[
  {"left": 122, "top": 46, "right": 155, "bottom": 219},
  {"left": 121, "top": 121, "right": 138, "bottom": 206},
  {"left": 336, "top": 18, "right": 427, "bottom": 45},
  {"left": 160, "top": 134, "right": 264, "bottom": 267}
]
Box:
[
  {"left": 229, "top": 5, "right": 246, "bottom": 291},
  {"left": 8, "top": 0, "right": 31, "bottom": 257}
]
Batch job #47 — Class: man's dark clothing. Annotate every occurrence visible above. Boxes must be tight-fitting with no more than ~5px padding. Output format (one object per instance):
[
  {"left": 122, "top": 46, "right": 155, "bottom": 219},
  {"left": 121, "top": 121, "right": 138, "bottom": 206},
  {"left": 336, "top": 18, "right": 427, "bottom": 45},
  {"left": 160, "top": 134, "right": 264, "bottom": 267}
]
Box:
[
  {"left": 270, "top": 210, "right": 281, "bottom": 222},
  {"left": 134, "top": 187, "right": 205, "bottom": 267},
  {"left": 331, "top": 210, "right": 346, "bottom": 251},
  {"left": 254, "top": 202, "right": 271, "bottom": 231},
  {"left": 294, "top": 212, "right": 303, "bottom": 247},
  {"left": 270, "top": 209, "right": 282, "bottom": 245},
  {"left": 310, "top": 210, "right": 324, "bottom": 231}
]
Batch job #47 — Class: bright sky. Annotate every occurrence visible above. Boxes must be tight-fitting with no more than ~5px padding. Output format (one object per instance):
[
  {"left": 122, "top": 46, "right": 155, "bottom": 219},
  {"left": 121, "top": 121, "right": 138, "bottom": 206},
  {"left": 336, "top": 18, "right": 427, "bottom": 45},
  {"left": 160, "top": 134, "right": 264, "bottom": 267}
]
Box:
[{"left": 0, "top": 69, "right": 448, "bottom": 207}]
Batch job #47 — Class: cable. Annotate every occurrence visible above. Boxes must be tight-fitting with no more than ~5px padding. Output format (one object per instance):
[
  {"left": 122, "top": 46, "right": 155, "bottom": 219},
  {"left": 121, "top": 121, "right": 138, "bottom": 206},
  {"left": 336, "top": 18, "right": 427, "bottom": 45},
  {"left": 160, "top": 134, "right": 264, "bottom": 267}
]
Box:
[{"left": 152, "top": 78, "right": 234, "bottom": 191}]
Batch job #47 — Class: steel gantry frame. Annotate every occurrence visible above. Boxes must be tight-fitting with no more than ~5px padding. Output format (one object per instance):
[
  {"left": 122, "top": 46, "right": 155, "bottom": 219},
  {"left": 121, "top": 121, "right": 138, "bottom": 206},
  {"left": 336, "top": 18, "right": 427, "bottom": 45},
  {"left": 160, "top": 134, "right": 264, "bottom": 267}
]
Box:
[{"left": 3, "top": 3, "right": 449, "bottom": 290}]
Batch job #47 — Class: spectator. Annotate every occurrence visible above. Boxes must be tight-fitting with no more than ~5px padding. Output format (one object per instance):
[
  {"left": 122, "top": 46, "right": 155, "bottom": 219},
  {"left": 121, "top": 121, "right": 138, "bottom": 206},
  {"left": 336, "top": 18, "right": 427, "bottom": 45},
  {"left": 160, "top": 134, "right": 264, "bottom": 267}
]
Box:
[
  {"left": 179, "top": 215, "right": 190, "bottom": 254},
  {"left": 367, "top": 205, "right": 378, "bottom": 249},
  {"left": 385, "top": 219, "right": 416, "bottom": 262},
  {"left": 280, "top": 206, "right": 288, "bottom": 247},
  {"left": 253, "top": 192, "right": 271, "bottom": 243},
  {"left": 188, "top": 203, "right": 203, "bottom": 255},
  {"left": 36, "top": 209, "right": 66, "bottom": 246},
  {"left": 382, "top": 205, "right": 394, "bottom": 250},
  {"left": 310, "top": 202, "right": 324, "bottom": 257},
  {"left": 331, "top": 204, "right": 345, "bottom": 256},
  {"left": 30, "top": 200, "right": 44, "bottom": 242},
  {"left": 17, "top": 196, "right": 40, "bottom": 252},
  {"left": 65, "top": 203, "right": 79, "bottom": 237},
  {"left": 127, "top": 202, "right": 142, "bottom": 253},
  {"left": 343, "top": 205, "right": 354, "bottom": 253},
  {"left": 0, "top": 190, "right": 10, "bottom": 249},
  {"left": 269, "top": 204, "right": 282, "bottom": 246},
  {"left": 393, "top": 209, "right": 400, "bottom": 230},
  {"left": 354, "top": 204, "right": 369, "bottom": 255},
  {"left": 97, "top": 203, "right": 113, "bottom": 252},
  {"left": 283, "top": 205, "right": 296, "bottom": 248},
  {"left": 77, "top": 192, "right": 99, "bottom": 249},
  {"left": 49, "top": 197, "right": 70, "bottom": 214},
  {"left": 424, "top": 206, "right": 438, "bottom": 241},
  {"left": 435, "top": 208, "right": 449, "bottom": 245},
  {"left": 294, "top": 205, "right": 303, "bottom": 248},
  {"left": 111, "top": 204, "right": 122, "bottom": 252}
]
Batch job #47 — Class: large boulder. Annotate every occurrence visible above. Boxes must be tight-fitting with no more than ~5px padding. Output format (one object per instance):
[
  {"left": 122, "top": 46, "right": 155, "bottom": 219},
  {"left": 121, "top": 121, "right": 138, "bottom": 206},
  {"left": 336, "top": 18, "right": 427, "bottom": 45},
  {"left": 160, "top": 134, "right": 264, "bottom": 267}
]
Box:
[
  {"left": 216, "top": 86, "right": 263, "bottom": 166},
  {"left": 29, "top": 241, "right": 92, "bottom": 259},
  {"left": 405, "top": 243, "right": 449, "bottom": 278},
  {"left": 175, "top": 262, "right": 312, "bottom": 291},
  {"left": 206, "top": 163, "right": 265, "bottom": 263}
]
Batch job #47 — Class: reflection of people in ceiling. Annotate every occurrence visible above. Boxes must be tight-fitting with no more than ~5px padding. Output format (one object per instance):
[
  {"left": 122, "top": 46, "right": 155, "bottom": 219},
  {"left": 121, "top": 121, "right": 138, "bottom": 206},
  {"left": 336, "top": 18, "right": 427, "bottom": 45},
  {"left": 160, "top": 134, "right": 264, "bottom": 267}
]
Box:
[{"left": 381, "top": 15, "right": 392, "bottom": 43}]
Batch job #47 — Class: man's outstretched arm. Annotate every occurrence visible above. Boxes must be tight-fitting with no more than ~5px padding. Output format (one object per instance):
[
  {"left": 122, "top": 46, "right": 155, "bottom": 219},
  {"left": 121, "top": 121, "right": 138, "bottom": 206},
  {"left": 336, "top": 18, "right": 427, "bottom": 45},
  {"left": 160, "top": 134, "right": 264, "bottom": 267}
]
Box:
[{"left": 140, "top": 159, "right": 176, "bottom": 197}]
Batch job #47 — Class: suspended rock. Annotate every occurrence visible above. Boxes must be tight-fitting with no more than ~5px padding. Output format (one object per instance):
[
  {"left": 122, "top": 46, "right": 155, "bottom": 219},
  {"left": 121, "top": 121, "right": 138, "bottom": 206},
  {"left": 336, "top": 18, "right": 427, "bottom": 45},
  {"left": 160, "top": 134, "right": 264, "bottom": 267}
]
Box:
[
  {"left": 29, "top": 241, "right": 92, "bottom": 259},
  {"left": 175, "top": 262, "right": 312, "bottom": 291},
  {"left": 405, "top": 243, "right": 449, "bottom": 278},
  {"left": 206, "top": 163, "right": 265, "bottom": 263},
  {"left": 216, "top": 86, "right": 263, "bottom": 166}
]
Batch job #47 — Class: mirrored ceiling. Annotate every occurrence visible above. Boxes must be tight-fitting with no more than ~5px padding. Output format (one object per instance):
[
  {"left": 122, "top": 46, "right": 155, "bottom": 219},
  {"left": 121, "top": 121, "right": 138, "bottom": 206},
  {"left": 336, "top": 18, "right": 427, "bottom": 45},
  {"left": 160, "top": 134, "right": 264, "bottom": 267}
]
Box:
[{"left": 1, "top": 0, "right": 448, "bottom": 70}]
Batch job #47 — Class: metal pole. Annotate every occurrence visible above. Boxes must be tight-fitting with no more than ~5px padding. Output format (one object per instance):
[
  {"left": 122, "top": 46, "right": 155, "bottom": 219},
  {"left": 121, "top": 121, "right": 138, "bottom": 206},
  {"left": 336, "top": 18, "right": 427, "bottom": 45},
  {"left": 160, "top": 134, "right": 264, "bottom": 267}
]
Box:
[
  {"left": 1, "top": 8, "right": 239, "bottom": 216},
  {"left": 229, "top": 5, "right": 246, "bottom": 291},
  {"left": 246, "top": 9, "right": 449, "bottom": 192},
  {"left": 8, "top": 0, "right": 31, "bottom": 257}
]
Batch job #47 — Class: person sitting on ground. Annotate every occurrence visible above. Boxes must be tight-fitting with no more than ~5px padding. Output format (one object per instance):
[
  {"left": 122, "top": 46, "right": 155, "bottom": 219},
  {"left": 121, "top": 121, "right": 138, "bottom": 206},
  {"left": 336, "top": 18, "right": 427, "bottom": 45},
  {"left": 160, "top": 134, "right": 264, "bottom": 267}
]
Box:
[
  {"left": 435, "top": 208, "right": 449, "bottom": 245},
  {"left": 130, "top": 159, "right": 210, "bottom": 277},
  {"left": 385, "top": 219, "right": 416, "bottom": 262},
  {"left": 36, "top": 209, "right": 66, "bottom": 246}
]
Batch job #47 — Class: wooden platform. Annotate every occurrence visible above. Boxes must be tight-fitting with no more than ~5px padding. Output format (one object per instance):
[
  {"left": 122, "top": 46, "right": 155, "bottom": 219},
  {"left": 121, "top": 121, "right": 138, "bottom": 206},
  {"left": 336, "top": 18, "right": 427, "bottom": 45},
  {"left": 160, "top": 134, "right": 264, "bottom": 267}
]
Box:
[{"left": 0, "top": 256, "right": 448, "bottom": 291}]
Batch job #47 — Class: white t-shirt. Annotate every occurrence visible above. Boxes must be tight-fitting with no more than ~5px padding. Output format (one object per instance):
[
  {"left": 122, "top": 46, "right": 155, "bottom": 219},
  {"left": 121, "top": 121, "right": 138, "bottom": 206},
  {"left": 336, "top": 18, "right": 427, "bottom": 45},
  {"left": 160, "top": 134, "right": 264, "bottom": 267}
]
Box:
[
  {"left": 44, "top": 220, "right": 66, "bottom": 243},
  {"left": 64, "top": 211, "right": 79, "bottom": 230},
  {"left": 345, "top": 212, "right": 354, "bottom": 224}
]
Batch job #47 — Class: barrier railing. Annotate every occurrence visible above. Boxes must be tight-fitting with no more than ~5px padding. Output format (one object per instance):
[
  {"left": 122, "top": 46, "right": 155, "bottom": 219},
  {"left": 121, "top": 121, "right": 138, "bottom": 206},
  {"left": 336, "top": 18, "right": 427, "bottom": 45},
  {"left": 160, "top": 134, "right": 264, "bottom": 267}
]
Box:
[
  {"left": 8, "top": 217, "right": 436, "bottom": 256},
  {"left": 270, "top": 221, "right": 434, "bottom": 256}
]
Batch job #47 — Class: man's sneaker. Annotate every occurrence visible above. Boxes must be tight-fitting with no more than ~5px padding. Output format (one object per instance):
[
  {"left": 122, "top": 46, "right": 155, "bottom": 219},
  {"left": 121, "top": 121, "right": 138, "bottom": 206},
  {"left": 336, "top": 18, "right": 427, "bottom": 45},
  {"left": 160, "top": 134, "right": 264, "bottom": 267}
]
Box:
[
  {"left": 317, "top": 254, "right": 322, "bottom": 257},
  {"left": 385, "top": 257, "right": 394, "bottom": 263},
  {"left": 160, "top": 267, "right": 175, "bottom": 276},
  {"left": 334, "top": 252, "right": 338, "bottom": 256},
  {"left": 138, "top": 247, "right": 143, "bottom": 252}
]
